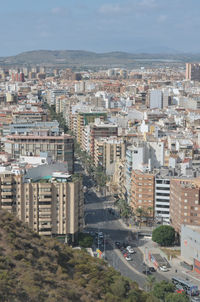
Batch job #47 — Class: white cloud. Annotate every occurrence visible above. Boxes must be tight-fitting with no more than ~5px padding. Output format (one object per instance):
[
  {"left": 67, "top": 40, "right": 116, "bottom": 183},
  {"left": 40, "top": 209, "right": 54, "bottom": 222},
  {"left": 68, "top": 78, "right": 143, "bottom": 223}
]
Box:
[
  {"left": 157, "top": 15, "right": 167, "bottom": 23},
  {"left": 139, "top": 0, "right": 157, "bottom": 8},
  {"left": 99, "top": 4, "right": 126, "bottom": 15},
  {"left": 39, "top": 31, "right": 51, "bottom": 38},
  {"left": 99, "top": 0, "right": 158, "bottom": 16},
  {"left": 51, "top": 7, "right": 69, "bottom": 17}
]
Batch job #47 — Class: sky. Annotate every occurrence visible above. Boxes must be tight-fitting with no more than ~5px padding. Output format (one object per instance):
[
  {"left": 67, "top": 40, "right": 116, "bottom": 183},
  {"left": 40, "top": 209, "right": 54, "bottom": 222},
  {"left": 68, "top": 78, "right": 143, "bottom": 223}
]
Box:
[{"left": 0, "top": 0, "right": 200, "bottom": 56}]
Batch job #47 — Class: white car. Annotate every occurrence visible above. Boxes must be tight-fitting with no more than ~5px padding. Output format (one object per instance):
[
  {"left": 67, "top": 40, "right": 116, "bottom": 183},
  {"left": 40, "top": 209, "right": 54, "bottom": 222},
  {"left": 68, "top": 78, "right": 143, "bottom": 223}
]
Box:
[
  {"left": 126, "top": 246, "right": 136, "bottom": 254},
  {"left": 98, "top": 232, "right": 104, "bottom": 239},
  {"left": 159, "top": 266, "right": 168, "bottom": 272},
  {"left": 125, "top": 255, "right": 132, "bottom": 261}
]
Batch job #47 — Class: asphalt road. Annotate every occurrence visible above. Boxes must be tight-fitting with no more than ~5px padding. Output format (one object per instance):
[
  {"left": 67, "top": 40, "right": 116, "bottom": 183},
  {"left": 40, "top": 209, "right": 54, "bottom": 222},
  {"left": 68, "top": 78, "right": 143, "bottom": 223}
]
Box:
[{"left": 84, "top": 187, "right": 168, "bottom": 289}]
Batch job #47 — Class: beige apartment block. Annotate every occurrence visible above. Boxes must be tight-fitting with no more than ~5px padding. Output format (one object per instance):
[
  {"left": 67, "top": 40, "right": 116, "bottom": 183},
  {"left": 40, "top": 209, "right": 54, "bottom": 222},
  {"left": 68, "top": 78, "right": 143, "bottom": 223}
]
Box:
[
  {"left": 170, "top": 178, "right": 200, "bottom": 234},
  {"left": 112, "top": 159, "right": 126, "bottom": 198},
  {"left": 0, "top": 172, "right": 83, "bottom": 238},
  {"left": 94, "top": 137, "right": 126, "bottom": 176},
  {"left": 76, "top": 112, "right": 107, "bottom": 146},
  {"left": 131, "top": 170, "right": 155, "bottom": 217}
]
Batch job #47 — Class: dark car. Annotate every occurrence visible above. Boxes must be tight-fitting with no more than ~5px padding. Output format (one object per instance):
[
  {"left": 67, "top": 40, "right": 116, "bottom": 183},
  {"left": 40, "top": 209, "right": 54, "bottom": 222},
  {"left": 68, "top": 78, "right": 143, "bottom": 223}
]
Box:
[
  {"left": 142, "top": 270, "right": 152, "bottom": 275},
  {"left": 115, "top": 241, "right": 121, "bottom": 248},
  {"left": 149, "top": 267, "right": 156, "bottom": 272}
]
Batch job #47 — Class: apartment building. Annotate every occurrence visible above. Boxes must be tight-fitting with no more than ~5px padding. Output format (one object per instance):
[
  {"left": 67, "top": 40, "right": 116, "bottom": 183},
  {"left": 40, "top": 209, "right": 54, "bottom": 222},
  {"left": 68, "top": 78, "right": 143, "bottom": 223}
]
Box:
[
  {"left": 130, "top": 170, "right": 155, "bottom": 217},
  {"left": 76, "top": 112, "right": 107, "bottom": 146},
  {"left": 4, "top": 133, "right": 74, "bottom": 173},
  {"left": 0, "top": 171, "right": 83, "bottom": 239},
  {"left": 55, "top": 96, "right": 68, "bottom": 114},
  {"left": 12, "top": 107, "right": 47, "bottom": 123},
  {"left": 149, "top": 90, "right": 163, "bottom": 109},
  {"left": 125, "top": 142, "right": 148, "bottom": 203},
  {"left": 112, "top": 159, "right": 126, "bottom": 198},
  {"left": 90, "top": 120, "right": 118, "bottom": 160},
  {"left": 155, "top": 177, "right": 170, "bottom": 223},
  {"left": 170, "top": 178, "right": 200, "bottom": 234},
  {"left": 186, "top": 63, "right": 200, "bottom": 81},
  {"left": 94, "top": 137, "right": 126, "bottom": 175}
]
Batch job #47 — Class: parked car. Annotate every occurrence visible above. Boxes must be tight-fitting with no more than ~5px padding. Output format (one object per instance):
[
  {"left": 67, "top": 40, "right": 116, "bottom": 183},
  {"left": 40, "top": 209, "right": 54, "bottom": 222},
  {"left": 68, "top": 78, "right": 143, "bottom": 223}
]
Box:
[
  {"left": 125, "top": 255, "right": 132, "bottom": 261},
  {"left": 115, "top": 241, "right": 121, "bottom": 248},
  {"left": 176, "top": 289, "right": 185, "bottom": 294},
  {"left": 191, "top": 298, "right": 200, "bottom": 302},
  {"left": 159, "top": 266, "right": 168, "bottom": 272},
  {"left": 98, "top": 232, "right": 104, "bottom": 239},
  {"left": 126, "top": 246, "right": 136, "bottom": 254}
]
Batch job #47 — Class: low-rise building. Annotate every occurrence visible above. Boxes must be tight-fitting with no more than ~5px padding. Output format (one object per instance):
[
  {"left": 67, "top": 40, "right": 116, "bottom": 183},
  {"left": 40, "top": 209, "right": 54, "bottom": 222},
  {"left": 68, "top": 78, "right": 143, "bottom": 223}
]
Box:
[{"left": 181, "top": 225, "right": 200, "bottom": 272}]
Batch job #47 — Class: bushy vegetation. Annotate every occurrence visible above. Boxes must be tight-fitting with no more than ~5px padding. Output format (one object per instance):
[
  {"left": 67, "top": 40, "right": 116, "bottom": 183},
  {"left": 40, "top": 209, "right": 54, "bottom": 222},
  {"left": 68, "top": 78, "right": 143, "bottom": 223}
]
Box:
[
  {"left": 0, "top": 210, "right": 184, "bottom": 301},
  {"left": 0, "top": 210, "right": 149, "bottom": 301}
]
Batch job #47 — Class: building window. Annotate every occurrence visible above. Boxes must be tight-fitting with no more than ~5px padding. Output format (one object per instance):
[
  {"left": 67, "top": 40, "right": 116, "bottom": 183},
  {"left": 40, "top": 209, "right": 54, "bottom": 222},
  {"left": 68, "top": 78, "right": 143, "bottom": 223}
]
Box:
[
  {"left": 184, "top": 200, "right": 188, "bottom": 203},
  {"left": 185, "top": 193, "right": 187, "bottom": 196}
]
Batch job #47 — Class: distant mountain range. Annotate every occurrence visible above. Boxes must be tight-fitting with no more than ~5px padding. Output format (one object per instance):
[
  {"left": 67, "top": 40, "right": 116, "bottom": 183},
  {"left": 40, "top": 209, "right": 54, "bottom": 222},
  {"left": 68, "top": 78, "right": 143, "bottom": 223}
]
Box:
[{"left": 0, "top": 49, "right": 199, "bottom": 67}]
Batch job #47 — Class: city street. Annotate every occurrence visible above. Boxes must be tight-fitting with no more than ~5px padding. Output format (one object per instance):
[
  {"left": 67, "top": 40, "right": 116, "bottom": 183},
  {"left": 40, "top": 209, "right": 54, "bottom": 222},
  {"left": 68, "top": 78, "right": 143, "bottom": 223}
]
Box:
[{"left": 83, "top": 182, "right": 168, "bottom": 289}]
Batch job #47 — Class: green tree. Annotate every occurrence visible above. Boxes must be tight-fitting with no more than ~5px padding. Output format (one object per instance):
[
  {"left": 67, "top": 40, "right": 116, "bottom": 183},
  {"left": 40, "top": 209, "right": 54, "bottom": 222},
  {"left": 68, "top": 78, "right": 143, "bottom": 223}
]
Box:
[
  {"left": 152, "top": 281, "right": 175, "bottom": 300},
  {"left": 145, "top": 294, "right": 160, "bottom": 302},
  {"left": 78, "top": 233, "right": 93, "bottom": 248},
  {"left": 165, "top": 292, "right": 189, "bottom": 302},
  {"left": 152, "top": 225, "right": 175, "bottom": 246},
  {"left": 115, "top": 199, "right": 133, "bottom": 219}
]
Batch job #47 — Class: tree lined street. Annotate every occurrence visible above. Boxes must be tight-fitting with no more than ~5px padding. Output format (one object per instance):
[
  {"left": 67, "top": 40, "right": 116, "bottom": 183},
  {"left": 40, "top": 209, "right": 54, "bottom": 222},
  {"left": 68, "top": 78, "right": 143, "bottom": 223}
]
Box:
[{"left": 82, "top": 170, "right": 169, "bottom": 289}]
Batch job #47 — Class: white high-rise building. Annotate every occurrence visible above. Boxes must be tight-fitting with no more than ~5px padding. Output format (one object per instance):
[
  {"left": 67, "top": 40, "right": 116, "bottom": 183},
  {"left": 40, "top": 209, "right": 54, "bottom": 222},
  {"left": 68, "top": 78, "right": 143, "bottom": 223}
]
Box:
[
  {"left": 150, "top": 90, "right": 163, "bottom": 109},
  {"left": 155, "top": 177, "right": 170, "bottom": 223}
]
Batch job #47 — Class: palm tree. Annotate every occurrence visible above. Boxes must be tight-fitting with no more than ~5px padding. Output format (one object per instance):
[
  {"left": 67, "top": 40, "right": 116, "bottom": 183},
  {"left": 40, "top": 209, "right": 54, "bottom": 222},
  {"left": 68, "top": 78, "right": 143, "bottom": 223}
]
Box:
[
  {"left": 136, "top": 207, "right": 144, "bottom": 228},
  {"left": 147, "top": 206, "right": 153, "bottom": 218},
  {"left": 146, "top": 275, "right": 156, "bottom": 292}
]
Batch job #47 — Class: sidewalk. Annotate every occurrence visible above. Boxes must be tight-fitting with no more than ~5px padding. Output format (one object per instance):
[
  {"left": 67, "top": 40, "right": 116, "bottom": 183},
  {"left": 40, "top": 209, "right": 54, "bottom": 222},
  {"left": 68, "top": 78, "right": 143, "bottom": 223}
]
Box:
[
  {"left": 138, "top": 238, "right": 200, "bottom": 287},
  {"left": 114, "top": 213, "right": 200, "bottom": 287}
]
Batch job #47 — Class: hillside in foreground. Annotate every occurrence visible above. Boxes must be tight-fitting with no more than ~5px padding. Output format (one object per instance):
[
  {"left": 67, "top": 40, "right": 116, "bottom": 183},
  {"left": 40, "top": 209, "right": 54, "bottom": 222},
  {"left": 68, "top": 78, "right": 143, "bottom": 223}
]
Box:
[{"left": 0, "top": 209, "right": 149, "bottom": 302}]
